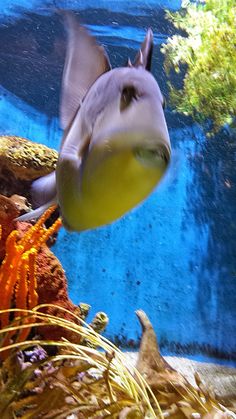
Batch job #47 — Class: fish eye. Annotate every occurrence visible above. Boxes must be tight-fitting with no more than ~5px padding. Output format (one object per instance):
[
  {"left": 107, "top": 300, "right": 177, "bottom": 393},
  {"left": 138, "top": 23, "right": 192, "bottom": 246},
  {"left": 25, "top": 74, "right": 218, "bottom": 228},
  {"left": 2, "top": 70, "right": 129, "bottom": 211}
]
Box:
[
  {"left": 134, "top": 147, "right": 169, "bottom": 168},
  {"left": 120, "top": 85, "right": 138, "bottom": 111}
]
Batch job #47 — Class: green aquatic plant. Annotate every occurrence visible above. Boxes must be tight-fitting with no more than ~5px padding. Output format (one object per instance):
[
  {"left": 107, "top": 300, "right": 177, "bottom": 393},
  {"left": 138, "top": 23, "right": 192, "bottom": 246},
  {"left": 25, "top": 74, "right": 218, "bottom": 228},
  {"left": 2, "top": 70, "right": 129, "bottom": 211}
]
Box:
[{"left": 161, "top": 0, "right": 236, "bottom": 133}]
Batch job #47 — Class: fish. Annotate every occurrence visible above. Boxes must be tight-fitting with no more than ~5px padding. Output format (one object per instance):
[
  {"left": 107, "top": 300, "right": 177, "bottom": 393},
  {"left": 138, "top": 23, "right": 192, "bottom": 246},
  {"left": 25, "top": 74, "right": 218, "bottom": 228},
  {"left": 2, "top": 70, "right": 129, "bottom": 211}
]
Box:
[{"left": 17, "top": 13, "right": 171, "bottom": 231}]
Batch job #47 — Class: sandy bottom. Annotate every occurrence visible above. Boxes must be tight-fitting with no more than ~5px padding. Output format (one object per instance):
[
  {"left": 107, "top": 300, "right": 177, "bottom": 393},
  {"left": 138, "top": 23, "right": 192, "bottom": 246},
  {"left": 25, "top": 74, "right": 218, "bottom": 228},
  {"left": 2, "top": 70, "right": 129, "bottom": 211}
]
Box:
[{"left": 124, "top": 353, "right": 236, "bottom": 411}]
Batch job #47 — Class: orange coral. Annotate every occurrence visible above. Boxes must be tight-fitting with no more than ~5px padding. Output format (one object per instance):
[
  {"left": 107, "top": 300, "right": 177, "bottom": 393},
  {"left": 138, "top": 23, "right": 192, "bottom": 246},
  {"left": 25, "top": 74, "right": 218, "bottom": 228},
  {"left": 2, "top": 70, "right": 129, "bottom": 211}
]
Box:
[{"left": 0, "top": 206, "right": 62, "bottom": 347}]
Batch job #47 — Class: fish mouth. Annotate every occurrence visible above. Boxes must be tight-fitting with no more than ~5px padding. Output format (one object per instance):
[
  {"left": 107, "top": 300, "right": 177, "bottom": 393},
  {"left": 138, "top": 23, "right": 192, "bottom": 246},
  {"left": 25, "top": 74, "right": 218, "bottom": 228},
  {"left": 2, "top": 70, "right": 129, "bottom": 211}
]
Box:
[{"left": 133, "top": 145, "right": 170, "bottom": 168}]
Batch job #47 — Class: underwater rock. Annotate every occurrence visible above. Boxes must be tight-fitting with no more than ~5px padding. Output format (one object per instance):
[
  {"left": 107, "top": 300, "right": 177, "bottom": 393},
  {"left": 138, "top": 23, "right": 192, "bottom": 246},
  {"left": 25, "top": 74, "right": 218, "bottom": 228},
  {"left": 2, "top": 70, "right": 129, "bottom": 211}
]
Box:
[
  {"left": 0, "top": 194, "right": 19, "bottom": 260},
  {"left": 0, "top": 135, "right": 58, "bottom": 197}
]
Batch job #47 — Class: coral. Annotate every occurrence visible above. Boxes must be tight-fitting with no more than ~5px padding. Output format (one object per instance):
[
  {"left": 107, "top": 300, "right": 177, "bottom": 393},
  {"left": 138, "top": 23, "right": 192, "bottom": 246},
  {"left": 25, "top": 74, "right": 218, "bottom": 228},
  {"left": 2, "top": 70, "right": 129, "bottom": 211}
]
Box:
[
  {"left": 34, "top": 248, "right": 109, "bottom": 342},
  {"left": 89, "top": 311, "right": 109, "bottom": 335},
  {"left": 0, "top": 135, "right": 58, "bottom": 181},
  {"left": 83, "top": 311, "right": 109, "bottom": 348},
  {"left": 0, "top": 135, "right": 58, "bottom": 197},
  {"left": 33, "top": 245, "right": 82, "bottom": 342},
  {"left": 0, "top": 206, "right": 62, "bottom": 348},
  {"left": 79, "top": 302, "right": 91, "bottom": 320}
]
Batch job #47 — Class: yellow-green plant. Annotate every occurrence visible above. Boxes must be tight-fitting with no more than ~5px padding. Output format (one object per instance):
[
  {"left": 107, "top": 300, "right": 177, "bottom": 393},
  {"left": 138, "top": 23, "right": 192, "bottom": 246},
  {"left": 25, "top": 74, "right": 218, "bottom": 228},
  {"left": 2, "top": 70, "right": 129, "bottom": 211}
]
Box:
[
  {"left": 0, "top": 306, "right": 234, "bottom": 418},
  {"left": 161, "top": 0, "right": 236, "bottom": 133},
  {"left": 0, "top": 306, "right": 161, "bottom": 418}
]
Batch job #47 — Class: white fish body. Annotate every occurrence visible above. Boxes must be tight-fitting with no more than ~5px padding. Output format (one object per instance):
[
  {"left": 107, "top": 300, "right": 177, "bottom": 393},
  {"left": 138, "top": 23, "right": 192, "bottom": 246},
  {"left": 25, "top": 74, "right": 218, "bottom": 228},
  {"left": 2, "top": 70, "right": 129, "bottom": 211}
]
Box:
[{"left": 18, "top": 13, "right": 171, "bottom": 231}]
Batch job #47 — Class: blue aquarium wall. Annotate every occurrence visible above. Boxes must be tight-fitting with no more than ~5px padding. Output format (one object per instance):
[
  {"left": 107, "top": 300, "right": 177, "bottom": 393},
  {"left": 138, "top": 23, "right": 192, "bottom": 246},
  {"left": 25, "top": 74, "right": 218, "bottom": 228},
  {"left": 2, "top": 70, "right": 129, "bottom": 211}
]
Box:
[
  {"left": 1, "top": 0, "right": 181, "bottom": 21},
  {"left": 0, "top": 0, "right": 235, "bottom": 363}
]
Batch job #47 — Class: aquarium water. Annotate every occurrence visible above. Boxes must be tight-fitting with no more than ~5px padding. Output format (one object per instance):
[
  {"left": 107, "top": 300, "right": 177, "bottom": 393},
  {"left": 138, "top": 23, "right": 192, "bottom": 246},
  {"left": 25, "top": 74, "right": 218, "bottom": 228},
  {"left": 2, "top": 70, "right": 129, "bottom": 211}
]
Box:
[{"left": 0, "top": 0, "right": 235, "bottom": 366}]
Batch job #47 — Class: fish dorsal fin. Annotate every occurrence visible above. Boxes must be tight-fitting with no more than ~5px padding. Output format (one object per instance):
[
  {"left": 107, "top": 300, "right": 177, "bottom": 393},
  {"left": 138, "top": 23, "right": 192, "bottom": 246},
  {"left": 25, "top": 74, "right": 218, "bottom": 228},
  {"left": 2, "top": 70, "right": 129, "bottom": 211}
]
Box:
[
  {"left": 133, "top": 28, "right": 153, "bottom": 71},
  {"left": 60, "top": 12, "right": 111, "bottom": 130}
]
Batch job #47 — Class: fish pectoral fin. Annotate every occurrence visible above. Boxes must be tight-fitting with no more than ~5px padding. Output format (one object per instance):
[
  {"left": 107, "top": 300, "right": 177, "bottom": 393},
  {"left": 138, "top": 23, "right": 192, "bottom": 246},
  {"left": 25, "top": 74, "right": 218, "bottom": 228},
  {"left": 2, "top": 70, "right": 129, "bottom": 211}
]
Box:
[
  {"left": 15, "top": 198, "right": 58, "bottom": 222},
  {"left": 31, "top": 171, "right": 57, "bottom": 208},
  {"left": 16, "top": 172, "right": 58, "bottom": 222},
  {"left": 60, "top": 12, "right": 111, "bottom": 131}
]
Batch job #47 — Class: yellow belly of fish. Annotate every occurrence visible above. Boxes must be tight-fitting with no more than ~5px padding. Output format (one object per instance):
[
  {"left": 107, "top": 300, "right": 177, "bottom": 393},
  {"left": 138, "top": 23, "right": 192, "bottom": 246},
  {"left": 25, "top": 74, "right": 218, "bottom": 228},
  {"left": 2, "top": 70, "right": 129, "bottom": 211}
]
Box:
[{"left": 64, "top": 150, "right": 165, "bottom": 231}]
